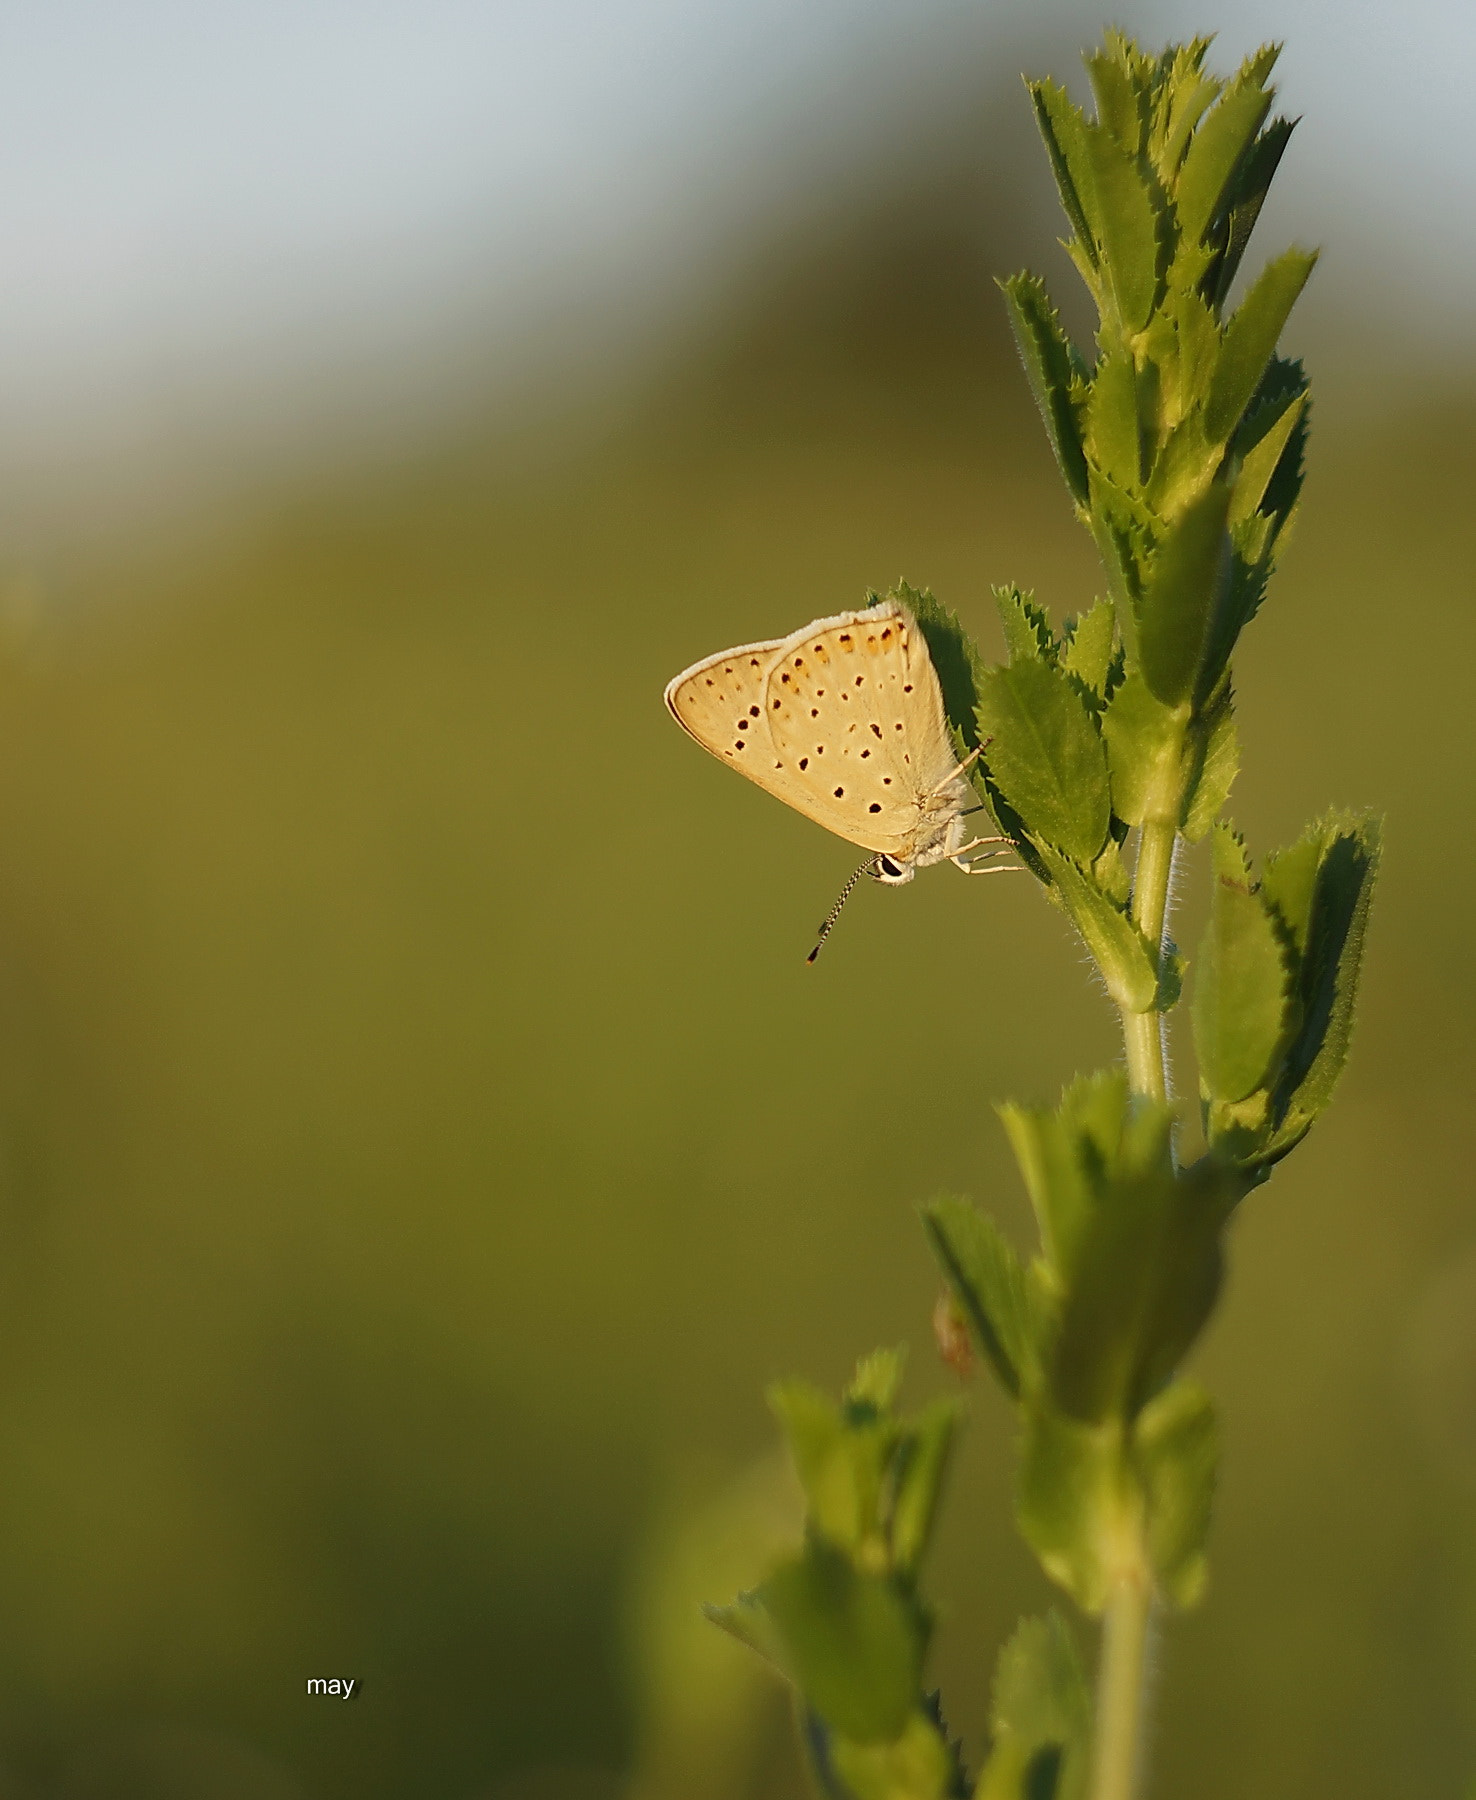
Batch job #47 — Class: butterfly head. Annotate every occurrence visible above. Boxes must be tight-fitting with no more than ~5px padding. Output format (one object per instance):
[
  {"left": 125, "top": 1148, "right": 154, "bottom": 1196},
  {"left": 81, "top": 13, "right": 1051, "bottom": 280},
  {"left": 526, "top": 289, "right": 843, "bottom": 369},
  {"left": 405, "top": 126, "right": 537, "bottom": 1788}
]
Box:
[{"left": 870, "top": 853, "right": 915, "bottom": 886}]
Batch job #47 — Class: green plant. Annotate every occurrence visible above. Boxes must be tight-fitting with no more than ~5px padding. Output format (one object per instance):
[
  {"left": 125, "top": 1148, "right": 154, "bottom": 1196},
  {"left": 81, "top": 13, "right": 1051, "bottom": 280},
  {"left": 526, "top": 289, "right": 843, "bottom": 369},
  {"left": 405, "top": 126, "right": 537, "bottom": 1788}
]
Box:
[{"left": 705, "top": 32, "right": 1378, "bottom": 1800}]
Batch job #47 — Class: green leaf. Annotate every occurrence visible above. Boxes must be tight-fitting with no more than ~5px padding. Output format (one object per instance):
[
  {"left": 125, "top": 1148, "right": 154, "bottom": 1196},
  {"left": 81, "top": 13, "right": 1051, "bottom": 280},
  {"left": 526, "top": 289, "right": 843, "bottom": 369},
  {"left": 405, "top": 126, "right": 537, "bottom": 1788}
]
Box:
[
  {"left": 1261, "top": 813, "right": 1382, "bottom": 1160},
  {"left": 1028, "top": 81, "right": 1100, "bottom": 270},
  {"left": 1088, "top": 464, "right": 1158, "bottom": 625},
  {"left": 922, "top": 1197, "right": 1044, "bottom": 1398},
  {"left": 1130, "top": 1157, "right": 1245, "bottom": 1404},
  {"left": 1259, "top": 825, "right": 1322, "bottom": 958},
  {"left": 1081, "top": 125, "right": 1161, "bottom": 331},
  {"left": 1230, "top": 389, "right": 1307, "bottom": 525},
  {"left": 1060, "top": 599, "right": 1117, "bottom": 703},
  {"left": 1000, "top": 1071, "right": 1238, "bottom": 1421},
  {"left": 1155, "top": 44, "right": 1219, "bottom": 179},
  {"left": 883, "top": 583, "right": 988, "bottom": 756},
  {"left": 991, "top": 1612, "right": 1090, "bottom": 1748},
  {"left": 1087, "top": 49, "right": 1143, "bottom": 156},
  {"left": 1092, "top": 838, "right": 1132, "bottom": 907},
  {"left": 1136, "top": 479, "right": 1234, "bottom": 707},
  {"left": 998, "top": 1071, "right": 1129, "bottom": 1273},
  {"left": 981, "top": 1730, "right": 1067, "bottom": 1800},
  {"left": 1206, "top": 523, "right": 1276, "bottom": 685},
  {"left": 1134, "top": 1381, "right": 1218, "bottom": 1609},
  {"left": 1204, "top": 248, "right": 1317, "bottom": 443},
  {"left": 762, "top": 1543, "right": 926, "bottom": 1743},
  {"left": 995, "top": 585, "right": 1059, "bottom": 667},
  {"left": 1046, "top": 1146, "right": 1173, "bottom": 1423},
  {"left": 1035, "top": 846, "right": 1162, "bottom": 1014},
  {"left": 846, "top": 1346, "right": 907, "bottom": 1414},
  {"left": 1143, "top": 414, "right": 1213, "bottom": 515},
  {"left": 704, "top": 1591, "right": 789, "bottom": 1670},
  {"left": 1251, "top": 359, "right": 1310, "bottom": 525},
  {"left": 1207, "top": 115, "right": 1297, "bottom": 304},
  {"left": 1000, "top": 273, "right": 1091, "bottom": 509},
  {"left": 797, "top": 1718, "right": 858, "bottom": 1800},
  {"left": 824, "top": 1708, "right": 966, "bottom": 1800},
  {"left": 1173, "top": 67, "right": 1274, "bottom": 254},
  {"left": 977, "top": 660, "right": 1111, "bottom": 864},
  {"left": 1193, "top": 823, "right": 1296, "bottom": 1104},
  {"left": 769, "top": 1380, "right": 891, "bottom": 1553},
  {"left": 889, "top": 1399, "right": 959, "bottom": 1576},
  {"left": 1085, "top": 353, "right": 1144, "bottom": 493},
  {"left": 1100, "top": 672, "right": 1188, "bottom": 830},
  {"left": 997, "top": 1072, "right": 1238, "bottom": 1425},
  {"left": 1181, "top": 686, "right": 1239, "bottom": 840},
  {"left": 976, "top": 1612, "right": 1090, "bottom": 1800},
  {"left": 1166, "top": 286, "right": 1220, "bottom": 415},
  {"left": 1234, "top": 353, "right": 1307, "bottom": 451},
  {"left": 1055, "top": 1156, "right": 1241, "bottom": 1425},
  {"left": 1016, "top": 1401, "right": 1120, "bottom": 1612}
]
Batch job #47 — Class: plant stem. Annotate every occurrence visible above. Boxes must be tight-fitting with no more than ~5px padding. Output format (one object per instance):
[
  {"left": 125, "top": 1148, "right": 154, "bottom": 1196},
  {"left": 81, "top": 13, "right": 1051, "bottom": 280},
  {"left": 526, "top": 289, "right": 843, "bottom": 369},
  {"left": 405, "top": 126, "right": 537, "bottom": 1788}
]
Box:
[
  {"left": 1121, "top": 1010, "right": 1167, "bottom": 1107},
  {"left": 1089, "top": 1561, "right": 1155, "bottom": 1800},
  {"left": 1090, "top": 814, "right": 1178, "bottom": 1800},
  {"left": 1123, "top": 818, "right": 1177, "bottom": 1105}
]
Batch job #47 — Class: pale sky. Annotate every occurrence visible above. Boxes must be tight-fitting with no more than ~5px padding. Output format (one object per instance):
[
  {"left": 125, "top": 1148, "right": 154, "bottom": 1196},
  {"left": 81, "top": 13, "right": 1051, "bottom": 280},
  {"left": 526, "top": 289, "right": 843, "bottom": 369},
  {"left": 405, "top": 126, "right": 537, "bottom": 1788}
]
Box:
[{"left": 0, "top": 0, "right": 1467, "bottom": 498}]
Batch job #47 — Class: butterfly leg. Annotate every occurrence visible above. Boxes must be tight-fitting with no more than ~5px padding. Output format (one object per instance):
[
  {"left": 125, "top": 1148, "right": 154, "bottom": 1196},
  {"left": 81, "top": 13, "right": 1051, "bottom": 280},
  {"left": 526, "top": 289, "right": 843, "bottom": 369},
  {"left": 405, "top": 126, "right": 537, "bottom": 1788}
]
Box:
[
  {"left": 929, "top": 735, "right": 999, "bottom": 797},
  {"left": 941, "top": 806, "right": 1011, "bottom": 860},
  {"left": 929, "top": 745, "right": 983, "bottom": 794},
  {"left": 951, "top": 842, "right": 1022, "bottom": 875}
]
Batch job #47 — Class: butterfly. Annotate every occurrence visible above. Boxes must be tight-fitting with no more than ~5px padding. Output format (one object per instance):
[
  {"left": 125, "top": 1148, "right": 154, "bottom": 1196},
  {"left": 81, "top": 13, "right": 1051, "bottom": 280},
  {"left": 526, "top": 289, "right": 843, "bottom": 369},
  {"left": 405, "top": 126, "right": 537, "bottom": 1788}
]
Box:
[{"left": 664, "top": 599, "right": 1013, "bottom": 954}]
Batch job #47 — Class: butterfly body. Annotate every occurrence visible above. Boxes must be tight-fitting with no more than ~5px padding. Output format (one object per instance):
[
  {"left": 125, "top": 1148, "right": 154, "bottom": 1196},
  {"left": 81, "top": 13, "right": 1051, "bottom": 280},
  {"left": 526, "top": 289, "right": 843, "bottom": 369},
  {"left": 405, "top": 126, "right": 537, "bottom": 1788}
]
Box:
[{"left": 664, "top": 600, "right": 976, "bottom": 882}]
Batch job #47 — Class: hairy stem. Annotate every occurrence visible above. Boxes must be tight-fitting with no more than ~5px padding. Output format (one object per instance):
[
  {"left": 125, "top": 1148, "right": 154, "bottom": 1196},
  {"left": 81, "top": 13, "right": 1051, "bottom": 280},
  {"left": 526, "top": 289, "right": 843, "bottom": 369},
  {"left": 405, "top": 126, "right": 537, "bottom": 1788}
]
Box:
[
  {"left": 1090, "top": 815, "right": 1178, "bottom": 1800},
  {"left": 1089, "top": 1560, "right": 1155, "bottom": 1800},
  {"left": 1123, "top": 819, "right": 1177, "bottom": 1105}
]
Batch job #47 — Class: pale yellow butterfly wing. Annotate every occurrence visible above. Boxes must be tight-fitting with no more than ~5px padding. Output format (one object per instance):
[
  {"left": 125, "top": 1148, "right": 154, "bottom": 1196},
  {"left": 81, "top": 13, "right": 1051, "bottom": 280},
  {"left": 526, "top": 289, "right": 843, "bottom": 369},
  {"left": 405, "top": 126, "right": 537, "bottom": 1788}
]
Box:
[
  {"left": 665, "top": 602, "right": 964, "bottom": 858},
  {"left": 762, "top": 604, "right": 958, "bottom": 856},
  {"left": 663, "top": 628, "right": 793, "bottom": 794}
]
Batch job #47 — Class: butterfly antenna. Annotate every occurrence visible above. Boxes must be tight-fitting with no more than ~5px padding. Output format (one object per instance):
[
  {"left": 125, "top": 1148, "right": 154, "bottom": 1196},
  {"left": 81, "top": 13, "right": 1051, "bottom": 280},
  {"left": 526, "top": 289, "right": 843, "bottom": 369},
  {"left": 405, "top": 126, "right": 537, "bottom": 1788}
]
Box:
[{"left": 807, "top": 860, "right": 872, "bottom": 964}]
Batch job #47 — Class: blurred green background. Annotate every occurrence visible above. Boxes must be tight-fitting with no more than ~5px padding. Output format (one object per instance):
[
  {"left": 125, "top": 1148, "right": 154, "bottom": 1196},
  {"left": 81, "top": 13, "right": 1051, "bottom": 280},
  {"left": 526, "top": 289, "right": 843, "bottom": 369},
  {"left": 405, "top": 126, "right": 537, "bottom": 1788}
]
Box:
[{"left": 0, "top": 8, "right": 1472, "bottom": 1798}]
